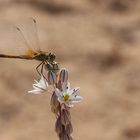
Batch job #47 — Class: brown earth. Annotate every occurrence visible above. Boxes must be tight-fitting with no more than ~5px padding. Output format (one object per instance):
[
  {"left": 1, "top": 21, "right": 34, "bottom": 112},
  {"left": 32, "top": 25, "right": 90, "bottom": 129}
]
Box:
[{"left": 0, "top": 0, "right": 140, "bottom": 140}]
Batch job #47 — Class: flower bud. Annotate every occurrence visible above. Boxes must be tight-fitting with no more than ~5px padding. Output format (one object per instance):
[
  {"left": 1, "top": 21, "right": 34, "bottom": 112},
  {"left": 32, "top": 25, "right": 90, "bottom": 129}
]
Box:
[
  {"left": 59, "top": 69, "right": 68, "bottom": 83},
  {"left": 69, "top": 136, "right": 73, "bottom": 140},
  {"left": 45, "top": 63, "right": 53, "bottom": 71},
  {"left": 56, "top": 80, "right": 62, "bottom": 90},
  {"left": 51, "top": 92, "right": 59, "bottom": 114},
  {"left": 59, "top": 133, "right": 68, "bottom": 140},
  {"left": 45, "top": 62, "right": 60, "bottom": 73},
  {"left": 53, "top": 62, "right": 60, "bottom": 73},
  {"left": 55, "top": 116, "right": 63, "bottom": 135},
  {"left": 66, "top": 122, "right": 73, "bottom": 135},
  {"left": 48, "top": 71, "right": 57, "bottom": 85},
  {"left": 60, "top": 109, "right": 71, "bottom": 126}
]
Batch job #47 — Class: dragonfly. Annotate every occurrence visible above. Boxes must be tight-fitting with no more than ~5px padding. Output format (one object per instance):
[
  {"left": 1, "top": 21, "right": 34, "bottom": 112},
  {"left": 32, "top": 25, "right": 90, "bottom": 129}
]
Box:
[{"left": 0, "top": 18, "right": 59, "bottom": 75}]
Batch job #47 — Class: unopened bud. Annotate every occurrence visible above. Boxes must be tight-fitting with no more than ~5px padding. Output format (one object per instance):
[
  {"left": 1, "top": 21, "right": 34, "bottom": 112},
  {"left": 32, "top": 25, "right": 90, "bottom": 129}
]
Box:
[
  {"left": 55, "top": 116, "right": 63, "bottom": 135},
  {"left": 59, "top": 134, "right": 67, "bottom": 140},
  {"left": 66, "top": 122, "right": 73, "bottom": 135},
  {"left": 53, "top": 62, "right": 60, "bottom": 73},
  {"left": 48, "top": 71, "right": 57, "bottom": 85},
  {"left": 69, "top": 136, "right": 73, "bottom": 140},
  {"left": 60, "top": 109, "right": 71, "bottom": 126},
  {"left": 59, "top": 69, "right": 68, "bottom": 83},
  {"left": 51, "top": 92, "right": 59, "bottom": 114},
  {"left": 45, "top": 62, "right": 60, "bottom": 73},
  {"left": 56, "top": 80, "right": 62, "bottom": 90},
  {"left": 45, "top": 63, "right": 53, "bottom": 71},
  {"left": 59, "top": 134, "right": 72, "bottom": 140}
]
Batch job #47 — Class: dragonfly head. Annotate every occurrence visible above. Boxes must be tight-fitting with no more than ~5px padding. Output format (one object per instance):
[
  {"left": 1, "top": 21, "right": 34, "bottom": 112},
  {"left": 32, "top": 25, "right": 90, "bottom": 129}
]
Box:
[{"left": 47, "top": 53, "right": 56, "bottom": 62}]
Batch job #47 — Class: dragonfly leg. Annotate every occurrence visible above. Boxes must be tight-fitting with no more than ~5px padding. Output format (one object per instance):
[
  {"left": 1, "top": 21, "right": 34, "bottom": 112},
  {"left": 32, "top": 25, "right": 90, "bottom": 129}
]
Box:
[
  {"left": 40, "top": 62, "right": 48, "bottom": 81},
  {"left": 36, "top": 62, "right": 43, "bottom": 76},
  {"left": 41, "top": 62, "right": 45, "bottom": 75},
  {"left": 36, "top": 62, "right": 48, "bottom": 81}
]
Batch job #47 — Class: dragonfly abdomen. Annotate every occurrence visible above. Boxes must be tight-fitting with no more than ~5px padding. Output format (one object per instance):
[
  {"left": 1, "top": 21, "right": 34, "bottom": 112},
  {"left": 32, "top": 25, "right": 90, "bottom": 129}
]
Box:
[{"left": 0, "top": 54, "right": 33, "bottom": 60}]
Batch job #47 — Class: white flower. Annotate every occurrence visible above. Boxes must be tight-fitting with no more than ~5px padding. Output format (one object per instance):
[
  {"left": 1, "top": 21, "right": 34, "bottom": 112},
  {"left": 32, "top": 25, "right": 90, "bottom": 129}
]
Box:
[
  {"left": 28, "top": 75, "right": 49, "bottom": 94},
  {"left": 55, "top": 82, "right": 82, "bottom": 107}
]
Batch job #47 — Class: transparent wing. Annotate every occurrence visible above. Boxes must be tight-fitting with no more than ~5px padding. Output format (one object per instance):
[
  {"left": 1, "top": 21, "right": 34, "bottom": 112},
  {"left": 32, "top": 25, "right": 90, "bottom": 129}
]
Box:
[
  {"left": 0, "top": 22, "right": 21, "bottom": 55},
  {"left": 13, "top": 26, "right": 32, "bottom": 55},
  {"left": 0, "top": 19, "right": 41, "bottom": 56},
  {"left": 28, "top": 18, "right": 41, "bottom": 51},
  {"left": 12, "top": 18, "right": 41, "bottom": 55},
  {"left": 18, "top": 18, "right": 41, "bottom": 52}
]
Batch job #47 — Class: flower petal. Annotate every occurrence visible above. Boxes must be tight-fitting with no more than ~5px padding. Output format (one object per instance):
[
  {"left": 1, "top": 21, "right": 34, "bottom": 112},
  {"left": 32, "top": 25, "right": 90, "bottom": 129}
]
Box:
[
  {"left": 55, "top": 88, "right": 63, "bottom": 101},
  {"left": 55, "top": 80, "right": 82, "bottom": 108},
  {"left": 39, "top": 75, "right": 48, "bottom": 88},
  {"left": 65, "top": 102, "right": 74, "bottom": 107},
  {"left": 28, "top": 75, "right": 49, "bottom": 94},
  {"left": 69, "top": 87, "right": 80, "bottom": 96},
  {"left": 70, "top": 96, "right": 83, "bottom": 103},
  {"left": 58, "top": 97, "right": 64, "bottom": 104},
  {"left": 28, "top": 89, "right": 42, "bottom": 94},
  {"left": 62, "top": 82, "right": 70, "bottom": 92}
]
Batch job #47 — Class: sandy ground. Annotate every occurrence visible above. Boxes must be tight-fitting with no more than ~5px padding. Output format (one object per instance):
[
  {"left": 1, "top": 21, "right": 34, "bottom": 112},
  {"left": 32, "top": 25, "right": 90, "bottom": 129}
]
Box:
[{"left": 0, "top": 0, "right": 140, "bottom": 140}]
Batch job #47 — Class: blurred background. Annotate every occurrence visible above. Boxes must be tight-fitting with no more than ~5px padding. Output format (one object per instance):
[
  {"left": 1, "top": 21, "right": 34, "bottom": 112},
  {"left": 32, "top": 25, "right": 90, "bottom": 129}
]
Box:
[{"left": 0, "top": 0, "right": 140, "bottom": 140}]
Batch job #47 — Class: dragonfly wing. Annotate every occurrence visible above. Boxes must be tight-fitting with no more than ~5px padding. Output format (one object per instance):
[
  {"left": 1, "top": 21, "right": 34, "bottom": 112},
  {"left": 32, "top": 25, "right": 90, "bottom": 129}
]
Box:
[
  {"left": 0, "top": 23, "right": 24, "bottom": 56},
  {"left": 28, "top": 18, "right": 41, "bottom": 52},
  {"left": 0, "top": 19, "right": 41, "bottom": 57},
  {"left": 13, "top": 25, "right": 32, "bottom": 55},
  {"left": 16, "top": 18, "right": 41, "bottom": 53}
]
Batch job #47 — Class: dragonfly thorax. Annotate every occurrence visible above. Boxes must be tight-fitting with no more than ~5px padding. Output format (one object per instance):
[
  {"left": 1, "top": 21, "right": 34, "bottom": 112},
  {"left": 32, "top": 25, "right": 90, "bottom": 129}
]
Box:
[
  {"left": 34, "top": 52, "right": 56, "bottom": 63},
  {"left": 34, "top": 52, "right": 48, "bottom": 62}
]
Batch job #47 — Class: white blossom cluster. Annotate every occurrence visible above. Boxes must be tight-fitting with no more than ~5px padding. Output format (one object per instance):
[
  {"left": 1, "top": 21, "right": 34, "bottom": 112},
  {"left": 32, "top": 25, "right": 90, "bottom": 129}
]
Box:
[{"left": 28, "top": 69, "right": 82, "bottom": 107}]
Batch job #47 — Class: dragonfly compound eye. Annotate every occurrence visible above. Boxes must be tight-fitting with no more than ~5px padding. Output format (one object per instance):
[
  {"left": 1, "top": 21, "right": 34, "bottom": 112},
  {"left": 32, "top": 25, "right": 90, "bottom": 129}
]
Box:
[{"left": 48, "top": 53, "right": 56, "bottom": 62}]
